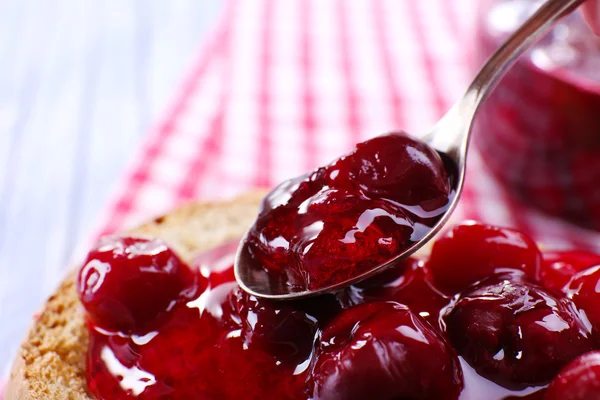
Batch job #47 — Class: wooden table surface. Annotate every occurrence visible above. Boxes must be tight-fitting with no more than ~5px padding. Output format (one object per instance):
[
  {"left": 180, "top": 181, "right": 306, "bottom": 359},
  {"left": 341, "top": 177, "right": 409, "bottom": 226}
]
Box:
[{"left": 0, "top": 0, "right": 223, "bottom": 374}]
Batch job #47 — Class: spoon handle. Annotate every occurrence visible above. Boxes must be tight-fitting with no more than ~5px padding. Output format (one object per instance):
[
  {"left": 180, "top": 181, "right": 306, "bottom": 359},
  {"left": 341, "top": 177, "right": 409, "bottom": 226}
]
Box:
[
  {"left": 425, "top": 0, "right": 584, "bottom": 159},
  {"left": 466, "top": 0, "right": 584, "bottom": 111}
]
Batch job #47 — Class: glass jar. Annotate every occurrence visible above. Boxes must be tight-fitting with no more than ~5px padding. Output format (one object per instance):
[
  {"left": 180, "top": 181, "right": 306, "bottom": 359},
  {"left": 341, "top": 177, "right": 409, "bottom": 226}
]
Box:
[{"left": 474, "top": 0, "right": 600, "bottom": 230}]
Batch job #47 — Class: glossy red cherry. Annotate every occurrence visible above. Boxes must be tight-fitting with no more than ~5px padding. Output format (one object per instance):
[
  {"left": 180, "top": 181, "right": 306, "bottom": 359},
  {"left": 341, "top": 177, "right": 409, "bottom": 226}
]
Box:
[
  {"left": 244, "top": 172, "right": 325, "bottom": 282},
  {"left": 564, "top": 265, "right": 600, "bottom": 334},
  {"left": 327, "top": 132, "right": 451, "bottom": 210},
  {"left": 428, "top": 222, "right": 542, "bottom": 295},
  {"left": 77, "top": 236, "right": 201, "bottom": 332},
  {"left": 309, "top": 301, "right": 463, "bottom": 400},
  {"left": 233, "top": 288, "right": 319, "bottom": 364},
  {"left": 545, "top": 351, "right": 600, "bottom": 400},
  {"left": 343, "top": 258, "right": 449, "bottom": 328},
  {"left": 540, "top": 250, "right": 600, "bottom": 294},
  {"left": 543, "top": 251, "right": 600, "bottom": 273},
  {"left": 444, "top": 272, "right": 595, "bottom": 389}
]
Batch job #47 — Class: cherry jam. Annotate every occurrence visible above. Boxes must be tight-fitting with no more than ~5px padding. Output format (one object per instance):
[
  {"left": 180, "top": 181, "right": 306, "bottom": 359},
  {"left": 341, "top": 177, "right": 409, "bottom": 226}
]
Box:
[
  {"left": 244, "top": 132, "right": 456, "bottom": 291},
  {"left": 79, "top": 222, "right": 600, "bottom": 399}
]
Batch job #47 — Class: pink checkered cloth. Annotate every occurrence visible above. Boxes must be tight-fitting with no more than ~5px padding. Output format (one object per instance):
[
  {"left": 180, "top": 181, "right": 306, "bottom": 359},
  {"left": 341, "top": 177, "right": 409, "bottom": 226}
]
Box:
[
  {"left": 2, "top": 0, "right": 599, "bottom": 396},
  {"left": 96, "top": 0, "right": 480, "bottom": 238},
  {"left": 94, "top": 0, "right": 600, "bottom": 250}
]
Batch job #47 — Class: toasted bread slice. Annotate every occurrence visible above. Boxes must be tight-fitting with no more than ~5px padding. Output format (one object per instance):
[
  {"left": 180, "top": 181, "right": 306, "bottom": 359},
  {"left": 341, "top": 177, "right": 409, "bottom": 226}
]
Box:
[{"left": 6, "top": 192, "right": 265, "bottom": 399}]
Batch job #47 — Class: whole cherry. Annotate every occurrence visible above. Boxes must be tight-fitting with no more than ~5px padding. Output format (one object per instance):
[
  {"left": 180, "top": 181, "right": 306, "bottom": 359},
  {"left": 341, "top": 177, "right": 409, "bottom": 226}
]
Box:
[
  {"left": 428, "top": 222, "right": 542, "bottom": 295},
  {"left": 545, "top": 351, "right": 600, "bottom": 400},
  {"left": 309, "top": 301, "right": 463, "bottom": 400},
  {"left": 245, "top": 173, "right": 322, "bottom": 281},
  {"left": 77, "top": 236, "right": 202, "bottom": 332},
  {"left": 326, "top": 132, "right": 451, "bottom": 210},
  {"left": 540, "top": 250, "right": 600, "bottom": 294},
  {"left": 233, "top": 288, "right": 319, "bottom": 364},
  {"left": 564, "top": 264, "right": 600, "bottom": 335},
  {"left": 444, "top": 272, "right": 595, "bottom": 389}
]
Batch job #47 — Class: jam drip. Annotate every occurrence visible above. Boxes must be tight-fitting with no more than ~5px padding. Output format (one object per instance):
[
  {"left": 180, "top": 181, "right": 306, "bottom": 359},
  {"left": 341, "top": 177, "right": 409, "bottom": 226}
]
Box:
[
  {"left": 80, "top": 222, "right": 600, "bottom": 400},
  {"left": 244, "top": 132, "right": 455, "bottom": 291}
]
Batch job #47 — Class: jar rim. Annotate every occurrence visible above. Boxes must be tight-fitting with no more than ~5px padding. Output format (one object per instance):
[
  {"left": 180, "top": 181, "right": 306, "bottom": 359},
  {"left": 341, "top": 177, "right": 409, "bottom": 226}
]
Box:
[{"left": 522, "top": 57, "right": 600, "bottom": 96}]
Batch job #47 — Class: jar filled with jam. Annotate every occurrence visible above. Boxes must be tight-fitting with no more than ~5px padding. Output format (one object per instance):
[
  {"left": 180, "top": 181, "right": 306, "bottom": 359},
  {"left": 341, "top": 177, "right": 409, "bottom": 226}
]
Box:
[{"left": 474, "top": 0, "right": 600, "bottom": 230}]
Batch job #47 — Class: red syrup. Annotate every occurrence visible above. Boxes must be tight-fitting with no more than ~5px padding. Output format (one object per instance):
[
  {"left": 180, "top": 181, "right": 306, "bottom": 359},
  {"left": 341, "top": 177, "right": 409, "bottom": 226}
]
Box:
[
  {"left": 244, "top": 132, "right": 456, "bottom": 291},
  {"left": 79, "top": 223, "right": 600, "bottom": 400}
]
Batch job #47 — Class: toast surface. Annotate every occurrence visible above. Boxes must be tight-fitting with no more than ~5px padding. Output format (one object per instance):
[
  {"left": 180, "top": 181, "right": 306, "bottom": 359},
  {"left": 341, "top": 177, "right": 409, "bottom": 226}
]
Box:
[{"left": 6, "top": 192, "right": 265, "bottom": 400}]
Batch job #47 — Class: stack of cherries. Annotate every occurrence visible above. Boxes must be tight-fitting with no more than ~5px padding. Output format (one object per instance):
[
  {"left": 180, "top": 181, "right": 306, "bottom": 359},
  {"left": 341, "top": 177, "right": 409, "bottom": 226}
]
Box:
[
  {"left": 244, "top": 132, "right": 454, "bottom": 291},
  {"left": 77, "top": 133, "right": 600, "bottom": 399}
]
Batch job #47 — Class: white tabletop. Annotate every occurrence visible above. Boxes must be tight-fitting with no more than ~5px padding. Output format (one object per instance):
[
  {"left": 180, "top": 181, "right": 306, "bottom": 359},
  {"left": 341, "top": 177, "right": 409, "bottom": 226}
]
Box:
[{"left": 0, "top": 0, "right": 223, "bottom": 375}]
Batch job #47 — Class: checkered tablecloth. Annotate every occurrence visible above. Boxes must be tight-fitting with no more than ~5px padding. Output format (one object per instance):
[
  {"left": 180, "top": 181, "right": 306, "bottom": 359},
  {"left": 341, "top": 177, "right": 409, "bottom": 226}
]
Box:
[
  {"left": 3, "top": 0, "right": 600, "bottom": 396},
  {"left": 94, "top": 0, "right": 600, "bottom": 249}
]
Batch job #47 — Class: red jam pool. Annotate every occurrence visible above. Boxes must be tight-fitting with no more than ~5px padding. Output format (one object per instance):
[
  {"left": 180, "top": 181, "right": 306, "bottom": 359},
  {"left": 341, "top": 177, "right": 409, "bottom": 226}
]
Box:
[{"left": 78, "top": 222, "right": 600, "bottom": 400}]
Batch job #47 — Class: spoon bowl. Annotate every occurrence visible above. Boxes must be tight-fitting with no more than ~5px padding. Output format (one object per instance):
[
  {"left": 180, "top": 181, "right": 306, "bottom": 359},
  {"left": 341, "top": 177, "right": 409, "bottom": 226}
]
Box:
[{"left": 235, "top": 0, "right": 585, "bottom": 300}]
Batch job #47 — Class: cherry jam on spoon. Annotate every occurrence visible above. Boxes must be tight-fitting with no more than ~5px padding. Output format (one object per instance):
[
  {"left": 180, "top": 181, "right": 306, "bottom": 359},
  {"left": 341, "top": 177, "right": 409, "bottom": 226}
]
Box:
[{"left": 235, "top": 0, "right": 585, "bottom": 300}]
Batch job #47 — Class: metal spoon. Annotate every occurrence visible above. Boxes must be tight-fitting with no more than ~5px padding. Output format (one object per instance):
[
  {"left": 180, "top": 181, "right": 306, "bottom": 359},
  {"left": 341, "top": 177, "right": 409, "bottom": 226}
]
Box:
[{"left": 235, "top": 0, "right": 585, "bottom": 300}]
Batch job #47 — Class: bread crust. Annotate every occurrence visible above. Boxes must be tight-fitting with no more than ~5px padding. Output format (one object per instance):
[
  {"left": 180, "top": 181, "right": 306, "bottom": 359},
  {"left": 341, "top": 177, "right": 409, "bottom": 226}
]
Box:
[{"left": 6, "top": 192, "right": 265, "bottom": 399}]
